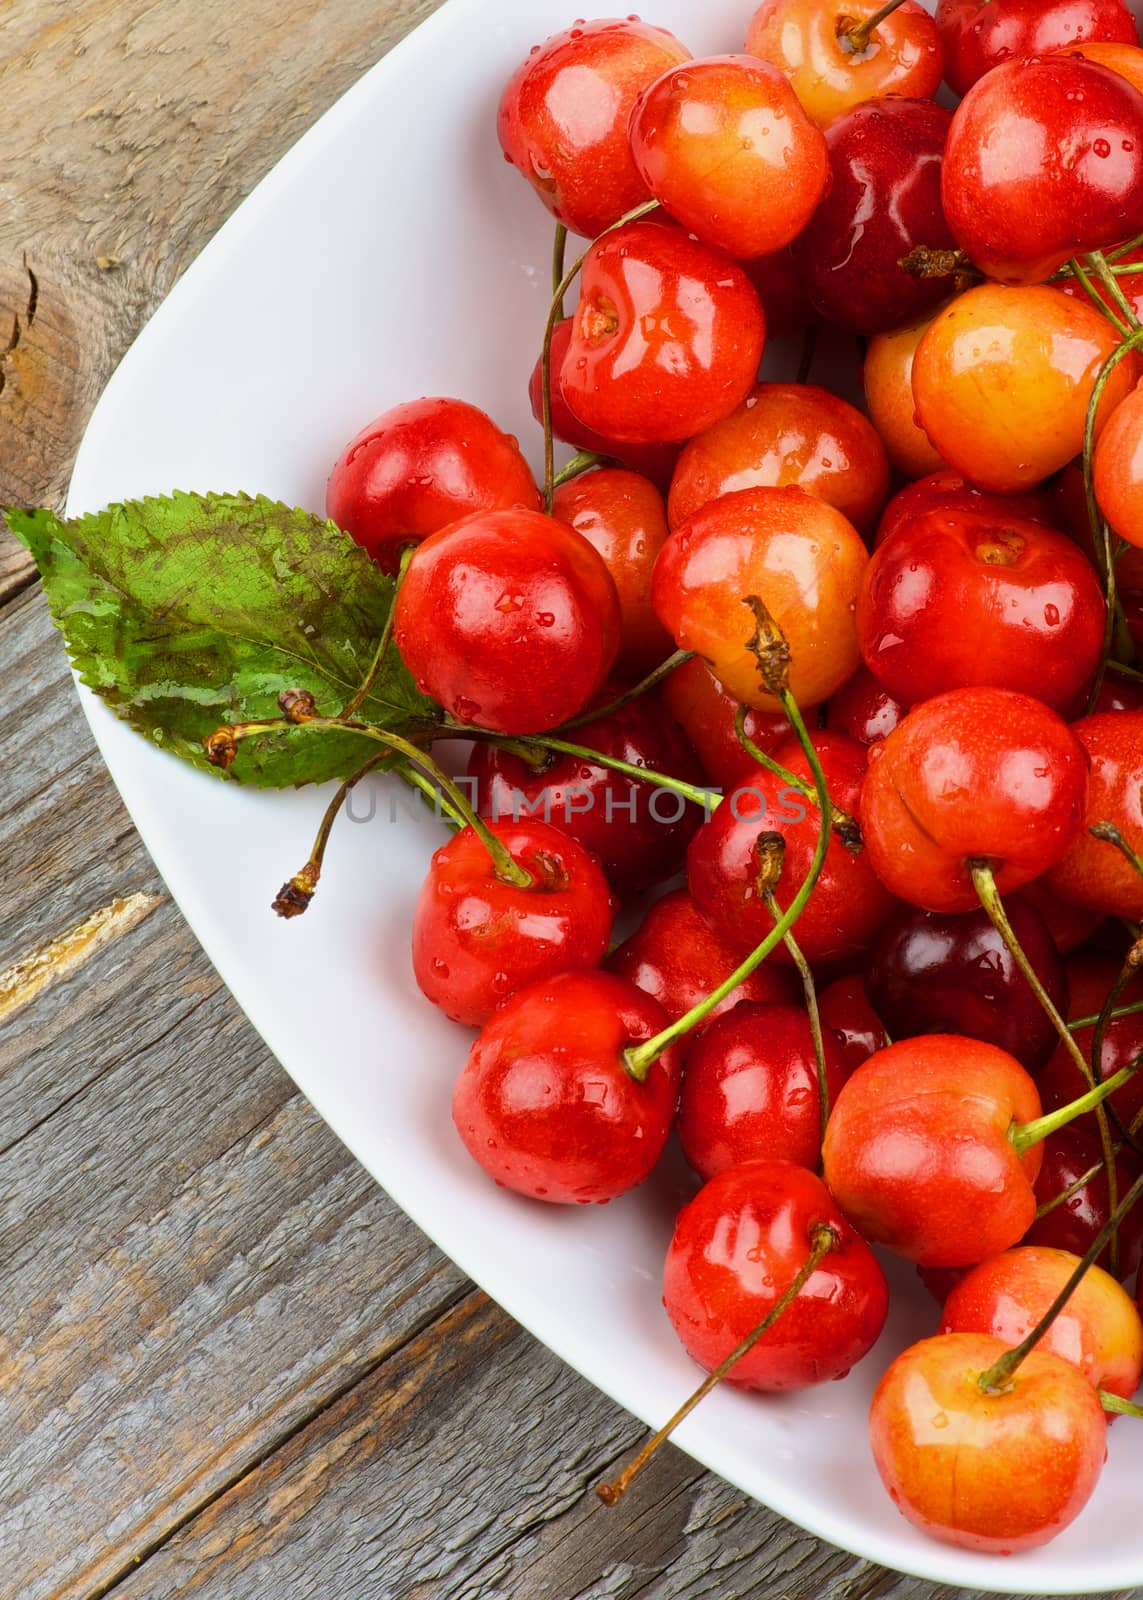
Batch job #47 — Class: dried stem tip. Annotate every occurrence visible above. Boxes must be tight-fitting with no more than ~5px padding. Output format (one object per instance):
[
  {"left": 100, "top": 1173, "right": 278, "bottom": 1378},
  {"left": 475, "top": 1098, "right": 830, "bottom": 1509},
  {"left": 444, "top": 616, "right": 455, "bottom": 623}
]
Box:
[
  {"left": 742, "top": 594, "right": 791, "bottom": 698},
  {"left": 279, "top": 687, "right": 318, "bottom": 723},
  {"left": 272, "top": 862, "right": 320, "bottom": 919}
]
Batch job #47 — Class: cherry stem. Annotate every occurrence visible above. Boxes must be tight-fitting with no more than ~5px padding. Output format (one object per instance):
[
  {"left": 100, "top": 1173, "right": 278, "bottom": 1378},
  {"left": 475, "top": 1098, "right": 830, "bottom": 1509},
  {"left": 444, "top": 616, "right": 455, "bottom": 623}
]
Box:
[
  {"left": 341, "top": 544, "right": 414, "bottom": 721},
  {"left": 734, "top": 704, "right": 862, "bottom": 854},
  {"left": 207, "top": 714, "right": 535, "bottom": 890},
  {"left": 540, "top": 198, "right": 661, "bottom": 509},
  {"left": 1108, "top": 231, "right": 1143, "bottom": 263},
  {"left": 1087, "top": 250, "right": 1142, "bottom": 335},
  {"left": 1010, "top": 1057, "right": 1142, "bottom": 1155},
  {"left": 561, "top": 648, "right": 694, "bottom": 729},
  {"left": 552, "top": 222, "right": 568, "bottom": 311},
  {"left": 796, "top": 323, "right": 818, "bottom": 386},
  {"left": 1033, "top": 1155, "right": 1107, "bottom": 1222},
  {"left": 1069, "top": 255, "right": 1130, "bottom": 340},
  {"left": 838, "top": 0, "right": 907, "bottom": 54},
  {"left": 763, "top": 880, "right": 830, "bottom": 1149},
  {"left": 1099, "top": 1390, "right": 1143, "bottom": 1417},
  {"left": 624, "top": 617, "right": 833, "bottom": 1082},
  {"left": 1069, "top": 998, "right": 1143, "bottom": 1029},
  {"left": 271, "top": 752, "right": 390, "bottom": 918},
  {"left": 978, "top": 1165, "right": 1143, "bottom": 1393},
  {"left": 551, "top": 449, "right": 605, "bottom": 490},
  {"left": 898, "top": 245, "right": 969, "bottom": 281},
  {"left": 1107, "top": 659, "right": 1143, "bottom": 683},
  {"left": 1091, "top": 821, "right": 1143, "bottom": 882},
  {"left": 397, "top": 762, "right": 466, "bottom": 829},
  {"left": 596, "top": 1222, "right": 839, "bottom": 1506}
]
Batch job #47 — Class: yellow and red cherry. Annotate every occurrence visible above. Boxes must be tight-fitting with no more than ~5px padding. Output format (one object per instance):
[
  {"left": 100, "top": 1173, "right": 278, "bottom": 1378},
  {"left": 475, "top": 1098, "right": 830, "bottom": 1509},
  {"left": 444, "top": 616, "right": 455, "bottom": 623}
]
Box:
[
  {"left": 938, "top": 0, "right": 1140, "bottom": 98},
  {"left": 940, "top": 1245, "right": 1143, "bottom": 1402},
  {"left": 678, "top": 1001, "right": 850, "bottom": 1179},
  {"left": 861, "top": 687, "right": 1090, "bottom": 912},
  {"left": 791, "top": 98, "right": 957, "bottom": 336},
  {"left": 497, "top": 17, "right": 690, "bottom": 239},
  {"left": 628, "top": 55, "right": 830, "bottom": 261},
  {"left": 326, "top": 397, "right": 540, "bottom": 573},
  {"left": 1094, "top": 382, "right": 1143, "bottom": 549},
  {"left": 667, "top": 382, "right": 890, "bottom": 542},
  {"left": 605, "top": 887, "right": 799, "bottom": 1025},
  {"left": 393, "top": 508, "right": 620, "bottom": 734},
  {"left": 744, "top": 0, "right": 943, "bottom": 129},
  {"left": 863, "top": 315, "right": 948, "bottom": 481},
  {"left": 452, "top": 970, "right": 681, "bottom": 1204},
  {"left": 561, "top": 219, "right": 766, "bottom": 446},
  {"left": 664, "top": 1160, "right": 889, "bottom": 1390},
  {"left": 653, "top": 486, "right": 869, "bottom": 712},
  {"left": 857, "top": 502, "right": 1107, "bottom": 712},
  {"left": 870, "top": 1331, "right": 1106, "bottom": 1552},
  {"left": 551, "top": 468, "right": 674, "bottom": 678},
  {"left": 912, "top": 285, "right": 1137, "bottom": 492},
  {"left": 661, "top": 655, "right": 791, "bottom": 791},
  {"left": 942, "top": 55, "right": 1143, "bottom": 285},
  {"left": 413, "top": 819, "right": 614, "bottom": 1027}
]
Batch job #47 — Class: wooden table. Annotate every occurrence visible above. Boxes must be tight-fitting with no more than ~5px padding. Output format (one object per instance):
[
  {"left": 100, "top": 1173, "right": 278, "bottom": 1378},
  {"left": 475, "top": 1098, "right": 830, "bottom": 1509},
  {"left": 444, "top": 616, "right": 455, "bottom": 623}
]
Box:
[{"left": 0, "top": 5, "right": 1067, "bottom": 1596}]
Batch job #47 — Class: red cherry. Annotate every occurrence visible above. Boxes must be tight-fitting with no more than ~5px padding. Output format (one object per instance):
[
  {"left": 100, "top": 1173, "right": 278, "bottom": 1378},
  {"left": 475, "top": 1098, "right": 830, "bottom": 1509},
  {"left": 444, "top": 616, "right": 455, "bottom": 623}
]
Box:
[
  {"left": 937, "top": 0, "right": 1140, "bottom": 98},
  {"left": 874, "top": 470, "right": 1061, "bottom": 551},
  {"left": 861, "top": 688, "right": 1090, "bottom": 913},
  {"left": 870, "top": 1332, "right": 1106, "bottom": 1552},
  {"left": 412, "top": 819, "right": 614, "bottom": 1027},
  {"left": 1019, "top": 874, "right": 1110, "bottom": 952},
  {"left": 687, "top": 732, "right": 897, "bottom": 969},
  {"left": 452, "top": 970, "right": 680, "bottom": 1204},
  {"left": 822, "top": 1035, "right": 1044, "bottom": 1266},
  {"left": 1046, "top": 712, "right": 1143, "bottom": 919},
  {"left": 561, "top": 220, "right": 766, "bottom": 446},
  {"left": 393, "top": 508, "right": 620, "bottom": 734},
  {"left": 678, "top": 1002, "right": 850, "bottom": 1179},
  {"left": 825, "top": 666, "right": 903, "bottom": 747},
  {"left": 817, "top": 973, "right": 889, "bottom": 1076},
  {"left": 791, "top": 98, "right": 957, "bottom": 336},
  {"left": 1024, "top": 1124, "right": 1143, "bottom": 1281},
  {"left": 497, "top": 18, "right": 691, "bottom": 240},
  {"left": 939, "top": 1245, "right": 1143, "bottom": 1402},
  {"left": 528, "top": 320, "right": 680, "bottom": 490},
  {"left": 605, "top": 887, "right": 799, "bottom": 1025},
  {"left": 857, "top": 503, "right": 1106, "bottom": 713},
  {"left": 326, "top": 397, "right": 540, "bottom": 573},
  {"left": 942, "top": 55, "right": 1143, "bottom": 285},
  {"left": 466, "top": 696, "right": 704, "bottom": 896},
  {"left": 663, "top": 1160, "right": 889, "bottom": 1391},
  {"left": 661, "top": 655, "right": 792, "bottom": 791},
  {"left": 629, "top": 55, "right": 830, "bottom": 261}
]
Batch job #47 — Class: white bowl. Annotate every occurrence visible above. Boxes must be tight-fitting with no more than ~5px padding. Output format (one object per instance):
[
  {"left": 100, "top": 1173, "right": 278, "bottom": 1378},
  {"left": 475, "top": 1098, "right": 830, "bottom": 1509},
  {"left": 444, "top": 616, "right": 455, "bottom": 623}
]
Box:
[{"left": 65, "top": 0, "right": 1143, "bottom": 1588}]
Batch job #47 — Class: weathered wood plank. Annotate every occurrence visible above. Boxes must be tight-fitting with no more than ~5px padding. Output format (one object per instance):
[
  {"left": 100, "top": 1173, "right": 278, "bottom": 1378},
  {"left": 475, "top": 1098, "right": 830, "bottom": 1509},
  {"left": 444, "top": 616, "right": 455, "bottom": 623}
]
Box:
[{"left": 0, "top": 0, "right": 445, "bottom": 596}]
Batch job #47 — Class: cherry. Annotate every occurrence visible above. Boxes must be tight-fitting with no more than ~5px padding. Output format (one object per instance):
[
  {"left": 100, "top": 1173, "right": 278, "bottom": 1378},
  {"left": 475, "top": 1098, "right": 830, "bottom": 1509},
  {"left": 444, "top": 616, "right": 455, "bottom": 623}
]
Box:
[
  {"left": 874, "top": 469, "right": 1061, "bottom": 551},
  {"left": 861, "top": 687, "right": 1090, "bottom": 912},
  {"left": 661, "top": 655, "right": 792, "bottom": 791},
  {"left": 452, "top": 970, "right": 681, "bottom": 1204},
  {"left": 687, "top": 732, "right": 897, "bottom": 969},
  {"left": 466, "top": 695, "right": 704, "bottom": 896},
  {"left": 937, "top": 0, "right": 1140, "bottom": 99},
  {"left": 497, "top": 18, "right": 690, "bottom": 240},
  {"left": 863, "top": 313, "right": 948, "bottom": 481},
  {"left": 857, "top": 502, "right": 1106, "bottom": 713},
  {"left": 743, "top": 0, "right": 943, "bottom": 129},
  {"left": 413, "top": 818, "right": 614, "bottom": 1027},
  {"left": 791, "top": 98, "right": 956, "bottom": 336},
  {"left": 865, "top": 899, "right": 1069, "bottom": 1074},
  {"left": 628, "top": 55, "right": 830, "bottom": 261},
  {"left": 1046, "top": 712, "right": 1143, "bottom": 918},
  {"left": 528, "top": 320, "right": 680, "bottom": 490},
  {"left": 678, "top": 1002, "right": 850, "bottom": 1179},
  {"left": 1019, "top": 875, "right": 1110, "bottom": 952},
  {"left": 1094, "top": 381, "right": 1143, "bottom": 550},
  {"left": 870, "top": 1331, "right": 1106, "bottom": 1552},
  {"left": 1055, "top": 241, "right": 1143, "bottom": 326},
  {"left": 743, "top": 247, "right": 818, "bottom": 338},
  {"left": 663, "top": 1159, "right": 889, "bottom": 1390},
  {"left": 1058, "top": 39, "right": 1143, "bottom": 102},
  {"left": 561, "top": 219, "right": 766, "bottom": 447},
  {"left": 939, "top": 1244, "right": 1143, "bottom": 1402},
  {"left": 326, "top": 397, "right": 540, "bottom": 573},
  {"left": 605, "top": 887, "right": 799, "bottom": 1025},
  {"left": 653, "top": 486, "right": 869, "bottom": 712},
  {"left": 817, "top": 973, "right": 888, "bottom": 1076},
  {"left": 667, "top": 382, "right": 889, "bottom": 542},
  {"left": 942, "top": 55, "right": 1143, "bottom": 285},
  {"left": 825, "top": 666, "right": 903, "bottom": 747},
  {"left": 1037, "top": 951, "right": 1143, "bottom": 1142},
  {"left": 912, "top": 285, "right": 1137, "bottom": 492},
  {"left": 550, "top": 468, "right": 675, "bottom": 679},
  {"left": 1024, "top": 1124, "right": 1143, "bottom": 1280},
  {"left": 393, "top": 507, "right": 620, "bottom": 734}
]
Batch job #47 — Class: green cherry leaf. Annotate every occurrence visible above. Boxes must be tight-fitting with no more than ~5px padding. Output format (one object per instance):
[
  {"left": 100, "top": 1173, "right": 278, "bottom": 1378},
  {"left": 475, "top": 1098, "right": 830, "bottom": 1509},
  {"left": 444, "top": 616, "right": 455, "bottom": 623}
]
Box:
[{"left": 5, "top": 492, "right": 438, "bottom": 787}]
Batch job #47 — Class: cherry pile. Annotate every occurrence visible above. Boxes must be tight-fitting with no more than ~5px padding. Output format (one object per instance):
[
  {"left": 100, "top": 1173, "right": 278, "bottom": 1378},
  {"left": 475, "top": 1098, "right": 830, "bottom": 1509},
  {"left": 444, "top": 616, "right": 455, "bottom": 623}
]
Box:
[{"left": 271, "top": 0, "right": 1143, "bottom": 1560}]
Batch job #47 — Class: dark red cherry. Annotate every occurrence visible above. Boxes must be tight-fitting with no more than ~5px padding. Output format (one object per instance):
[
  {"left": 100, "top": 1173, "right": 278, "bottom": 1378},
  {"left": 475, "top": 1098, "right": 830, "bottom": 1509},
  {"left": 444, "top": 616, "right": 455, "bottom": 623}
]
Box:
[
  {"left": 1024, "top": 1124, "right": 1143, "bottom": 1281},
  {"left": 818, "top": 974, "right": 889, "bottom": 1076},
  {"left": 826, "top": 666, "right": 904, "bottom": 747}
]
